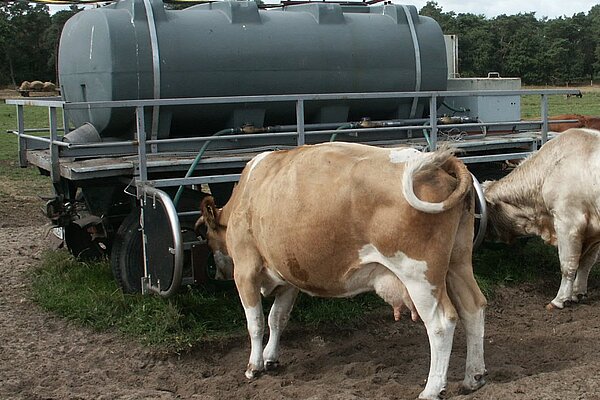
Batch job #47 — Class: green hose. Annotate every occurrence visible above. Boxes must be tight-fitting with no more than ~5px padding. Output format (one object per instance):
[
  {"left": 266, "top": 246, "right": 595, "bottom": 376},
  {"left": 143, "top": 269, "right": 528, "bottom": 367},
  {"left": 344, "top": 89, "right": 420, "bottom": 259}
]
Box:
[
  {"left": 421, "top": 122, "right": 433, "bottom": 150},
  {"left": 329, "top": 123, "right": 354, "bottom": 142},
  {"left": 173, "top": 128, "right": 237, "bottom": 208}
]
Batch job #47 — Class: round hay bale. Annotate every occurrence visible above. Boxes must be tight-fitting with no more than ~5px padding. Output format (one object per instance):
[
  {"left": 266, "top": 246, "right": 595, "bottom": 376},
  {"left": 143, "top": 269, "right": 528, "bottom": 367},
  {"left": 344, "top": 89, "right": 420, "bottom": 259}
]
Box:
[
  {"left": 43, "top": 82, "right": 56, "bottom": 92},
  {"left": 19, "top": 81, "right": 31, "bottom": 91},
  {"left": 30, "top": 80, "right": 44, "bottom": 91}
]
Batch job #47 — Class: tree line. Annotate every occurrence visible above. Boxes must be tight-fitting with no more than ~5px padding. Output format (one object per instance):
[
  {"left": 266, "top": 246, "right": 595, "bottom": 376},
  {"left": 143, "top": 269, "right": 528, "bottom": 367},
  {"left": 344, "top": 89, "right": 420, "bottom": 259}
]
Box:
[
  {"left": 1, "top": 1, "right": 599, "bottom": 88},
  {"left": 420, "top": 1, "right": 600, "bottom": 85}
]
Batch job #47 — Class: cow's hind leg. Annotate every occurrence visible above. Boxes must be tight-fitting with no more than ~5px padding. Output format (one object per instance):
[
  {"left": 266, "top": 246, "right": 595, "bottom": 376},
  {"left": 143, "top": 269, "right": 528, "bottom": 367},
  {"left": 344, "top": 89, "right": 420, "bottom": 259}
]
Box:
[
  {"left": 572, "top": 243, "right": 600, "bottom": 302},
  {"left": 447, "top": 258, "right": 487, "bottom": 393},
  {"left": 262, "top": 284, "right": 299, "bottom": 370},
  {"left": 446, "top": 212, "right": 487, "bottom": 393},
  {"left": 383, "top": 259, "right": 457, "bottom": 400}
]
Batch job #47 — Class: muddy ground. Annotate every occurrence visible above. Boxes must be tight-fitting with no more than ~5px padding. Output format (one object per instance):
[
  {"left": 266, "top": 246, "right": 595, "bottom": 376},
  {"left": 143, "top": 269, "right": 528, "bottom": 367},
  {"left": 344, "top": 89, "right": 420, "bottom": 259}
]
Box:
[{"left": 3, "top": 196, "right": 600, "bottom": 400}]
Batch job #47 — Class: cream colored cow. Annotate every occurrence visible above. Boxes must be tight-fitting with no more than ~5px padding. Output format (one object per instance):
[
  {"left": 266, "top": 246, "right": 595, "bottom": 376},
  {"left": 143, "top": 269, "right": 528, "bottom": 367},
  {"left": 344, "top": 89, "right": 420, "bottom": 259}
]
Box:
[
  {"left": 484, "top": 128, "right": 600, "bottom": 309},
  {"left": 198, "top": 142, "right": 486, "bottom": 400}
]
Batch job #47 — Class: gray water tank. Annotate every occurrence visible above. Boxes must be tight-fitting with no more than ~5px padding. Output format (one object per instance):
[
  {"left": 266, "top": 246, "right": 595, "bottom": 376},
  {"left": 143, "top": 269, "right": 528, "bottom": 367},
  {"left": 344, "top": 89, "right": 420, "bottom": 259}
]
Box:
[{"left": 59, "top": 0, "right": 447, "bottom": 139}]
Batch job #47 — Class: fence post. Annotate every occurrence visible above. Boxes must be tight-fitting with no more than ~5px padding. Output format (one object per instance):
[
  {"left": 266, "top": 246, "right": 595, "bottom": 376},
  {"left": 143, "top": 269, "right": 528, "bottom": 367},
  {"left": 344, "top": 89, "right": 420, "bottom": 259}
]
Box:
[
  {"left": 540, "top": 94, "right": 549, "bottom": 145},
  {"left": 429, "top": 95, "right": 438, "bottom": 151},
  {"left": 49, "top": 107, "right": 60, "bottom": 183},
  {"left": 136, "top": 106, "right": 148, "bottom": 182},
  {"left": 296, "top": 99, "right": 305, "bottom": 146},
  {"left": 17, "top": 105, "right": 27, "bottom": 168}
]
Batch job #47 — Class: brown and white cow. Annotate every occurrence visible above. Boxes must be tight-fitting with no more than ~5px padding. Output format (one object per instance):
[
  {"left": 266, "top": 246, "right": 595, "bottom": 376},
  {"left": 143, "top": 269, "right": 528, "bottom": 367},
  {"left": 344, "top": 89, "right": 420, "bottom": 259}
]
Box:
[
  {"left": 198, "top": 142, "right": 487, "bottom": 399},
  {"left": 483, "top": 128, "right": 600, "bottom": 309},
  {"left": 548, "top": 114, "right": 600, "bottom": 133}
]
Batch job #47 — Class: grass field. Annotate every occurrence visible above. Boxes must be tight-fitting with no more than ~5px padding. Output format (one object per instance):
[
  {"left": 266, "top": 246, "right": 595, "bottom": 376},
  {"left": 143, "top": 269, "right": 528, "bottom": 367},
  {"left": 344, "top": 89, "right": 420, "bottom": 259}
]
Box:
[
  {"left": 521, "top": 88, "right": 600, "bottom": 119},
  {"left": 0, "top": 88, "right": 597, "bottom": 351}
]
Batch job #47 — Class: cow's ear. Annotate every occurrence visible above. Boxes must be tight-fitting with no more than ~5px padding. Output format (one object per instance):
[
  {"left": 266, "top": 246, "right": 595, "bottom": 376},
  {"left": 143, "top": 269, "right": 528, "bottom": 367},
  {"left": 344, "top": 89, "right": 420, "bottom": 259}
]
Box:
[{"left": 200, "top": 196, "right": 219, "bottom": 230}]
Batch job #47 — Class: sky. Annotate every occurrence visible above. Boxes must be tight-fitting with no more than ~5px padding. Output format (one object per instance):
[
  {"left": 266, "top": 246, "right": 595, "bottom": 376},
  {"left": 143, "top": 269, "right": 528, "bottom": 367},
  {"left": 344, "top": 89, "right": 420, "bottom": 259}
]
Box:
[
  {"left": 47, "top": 0, "right": 599, "bottom": 19},
  {"left": 398, "top": 0, "right": 598, "bottom": 19}
]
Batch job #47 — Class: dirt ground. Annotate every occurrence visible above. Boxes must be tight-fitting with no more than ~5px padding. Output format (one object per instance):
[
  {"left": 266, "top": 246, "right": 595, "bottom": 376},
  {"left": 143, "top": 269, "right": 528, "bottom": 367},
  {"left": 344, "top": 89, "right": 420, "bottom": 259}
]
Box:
[{"left": 3, "top": 197, "right": 600, "bottom": 400}]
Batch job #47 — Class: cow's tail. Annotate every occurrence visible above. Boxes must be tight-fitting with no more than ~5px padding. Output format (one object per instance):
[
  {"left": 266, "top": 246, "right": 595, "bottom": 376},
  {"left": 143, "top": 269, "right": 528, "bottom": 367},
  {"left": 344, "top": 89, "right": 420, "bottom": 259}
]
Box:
[{"left": 402, "top": 146, "right": 472, "bottom": 214}]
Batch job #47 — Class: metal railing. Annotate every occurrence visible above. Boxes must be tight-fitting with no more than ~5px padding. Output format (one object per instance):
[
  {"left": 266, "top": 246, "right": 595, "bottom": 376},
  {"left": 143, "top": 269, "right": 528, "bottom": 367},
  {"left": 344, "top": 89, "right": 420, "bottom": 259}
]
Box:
[{"left": 6, "top": 88, "right": 581, "bottom": 187}]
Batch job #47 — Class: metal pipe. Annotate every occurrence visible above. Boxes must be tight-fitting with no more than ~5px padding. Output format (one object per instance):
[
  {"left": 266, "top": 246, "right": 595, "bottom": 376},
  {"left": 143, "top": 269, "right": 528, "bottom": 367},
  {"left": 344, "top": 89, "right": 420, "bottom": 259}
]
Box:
[
  {"left": 6, "top": 89, "right": 581, "bottom": 110},
  {"left": 136, "top": 106, "right": 148, "bottom": 182},
  {"left": 296, "top": 100, "right": 305, "bottom": 146},
  {"left": 541, "top": 94, "right": 549, "bottom": 144}
]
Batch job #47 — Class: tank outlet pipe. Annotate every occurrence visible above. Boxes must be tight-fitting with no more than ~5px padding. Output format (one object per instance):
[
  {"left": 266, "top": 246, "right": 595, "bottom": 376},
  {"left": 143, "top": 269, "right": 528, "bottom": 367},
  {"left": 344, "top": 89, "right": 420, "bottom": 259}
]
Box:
[{"left": 329, "top": 118, "right": 381, "bottom": 142}]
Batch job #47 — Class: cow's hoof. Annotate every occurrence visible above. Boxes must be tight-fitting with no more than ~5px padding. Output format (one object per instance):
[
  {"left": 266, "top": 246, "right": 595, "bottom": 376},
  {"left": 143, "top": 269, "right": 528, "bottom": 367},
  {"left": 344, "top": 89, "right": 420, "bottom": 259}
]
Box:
[
  {"left": 264, "top": 360, "right": 280, "bottom": 371},
  {"left": 563, "top": 299, "right": 574, "bottom": 307},
  {"left": 545, "top": 301, "right": 563, "bottom": 310},
  {"left": 577, "top": 293, "right": 588, "bottom": 302},
  {"left": 418, "top": 388, "right": 447, "bottom": 400},
  {"left": 245, "top": 364, "right": 263, "bottom": 379},
  {"left": 460, "top": 373, "right": 487, "bottom": 394}
]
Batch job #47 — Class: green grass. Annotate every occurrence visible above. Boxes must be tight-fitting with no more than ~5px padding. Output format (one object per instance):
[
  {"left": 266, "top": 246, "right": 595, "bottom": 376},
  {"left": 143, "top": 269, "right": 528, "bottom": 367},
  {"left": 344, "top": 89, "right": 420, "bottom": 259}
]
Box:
[
  {"left": 31, "top": 251, "right": 246, "bottom": 351},
  {"left": 31, "top": 250, "right": 387, "bottom": 351},
  {"left": 473, "top": 238, "right": 560, "bottom": 298}
]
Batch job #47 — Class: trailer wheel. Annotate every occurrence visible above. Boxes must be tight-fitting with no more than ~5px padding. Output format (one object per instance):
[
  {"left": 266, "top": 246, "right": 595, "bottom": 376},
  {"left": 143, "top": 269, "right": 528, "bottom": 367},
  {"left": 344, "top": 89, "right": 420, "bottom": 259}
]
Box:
[{"left": 110, "top": 209, "right": 144, "bottom": 293}]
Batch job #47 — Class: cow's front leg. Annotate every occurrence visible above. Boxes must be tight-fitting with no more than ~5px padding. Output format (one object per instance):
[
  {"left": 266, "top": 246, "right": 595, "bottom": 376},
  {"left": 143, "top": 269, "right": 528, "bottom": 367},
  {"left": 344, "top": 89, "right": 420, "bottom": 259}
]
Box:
[
  {"left": 235, "top": 263, "right": 266, "bottom": 378},
  {"left": 572, "top": 244, "right": 600, "bottom": 302},
  {"left": 263, "top": 284, "right": 299, "bottom": 370}
]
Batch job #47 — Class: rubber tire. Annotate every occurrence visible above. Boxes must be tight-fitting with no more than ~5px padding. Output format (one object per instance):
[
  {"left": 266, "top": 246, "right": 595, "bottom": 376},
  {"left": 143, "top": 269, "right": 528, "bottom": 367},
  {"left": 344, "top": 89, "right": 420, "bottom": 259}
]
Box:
[{"left": 110, "top": 209, "right": 144, "bottom": 293}]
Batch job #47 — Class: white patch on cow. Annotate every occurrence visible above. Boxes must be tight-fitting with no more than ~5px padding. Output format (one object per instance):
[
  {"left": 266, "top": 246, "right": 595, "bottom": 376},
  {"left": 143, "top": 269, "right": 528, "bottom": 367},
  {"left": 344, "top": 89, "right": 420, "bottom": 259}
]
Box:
[
  {"left": 389, "top": 147, "right": 421, "bottom": 164},
  {"left": 578, "top": 128, "right": 600, "bottom": 137},
  {"left": 246, "top": 151, "right": 272, "bottom": 178},
  {"left": 358, "top": 244, "right": 436, "bottom": 315}
]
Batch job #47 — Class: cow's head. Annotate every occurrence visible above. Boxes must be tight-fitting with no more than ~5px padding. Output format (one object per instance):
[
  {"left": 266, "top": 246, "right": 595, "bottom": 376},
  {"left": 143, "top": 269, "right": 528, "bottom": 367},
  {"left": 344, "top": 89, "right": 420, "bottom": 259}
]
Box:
[
  {"left": 196, "top": 196, "right": 234, "bottom": 280},
  {"left": 481, "top": 180, "right": 520, "bottom": 244}
]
